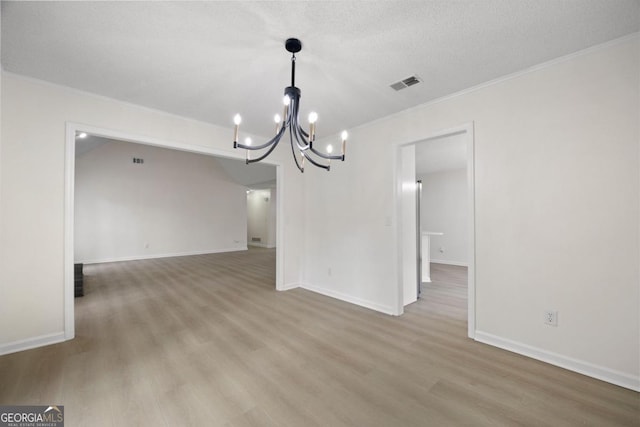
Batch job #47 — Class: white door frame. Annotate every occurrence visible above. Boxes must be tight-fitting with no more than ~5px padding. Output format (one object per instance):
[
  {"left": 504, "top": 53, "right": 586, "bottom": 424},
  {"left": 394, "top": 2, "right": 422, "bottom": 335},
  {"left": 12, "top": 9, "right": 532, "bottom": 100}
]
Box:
[
  {"left": 393, "top": 122, "right": 476, "bottom": 338},
  {"left": 63, "top": 122, "right": 284, "bottom": 340}
]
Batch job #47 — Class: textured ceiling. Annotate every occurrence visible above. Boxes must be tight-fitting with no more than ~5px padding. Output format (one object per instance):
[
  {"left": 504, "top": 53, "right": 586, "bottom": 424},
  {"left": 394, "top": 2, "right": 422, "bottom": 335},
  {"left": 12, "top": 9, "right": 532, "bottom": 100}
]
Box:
[{"left": 2, "top": 1, "right": 639, "bottom": 138}]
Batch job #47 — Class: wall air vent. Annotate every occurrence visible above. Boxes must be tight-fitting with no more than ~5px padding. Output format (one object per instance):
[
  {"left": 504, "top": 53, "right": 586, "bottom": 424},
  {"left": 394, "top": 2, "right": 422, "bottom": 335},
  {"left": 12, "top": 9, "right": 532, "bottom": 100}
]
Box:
[{"left": 390, "top": 75, "right": 422, "bottom": 91}]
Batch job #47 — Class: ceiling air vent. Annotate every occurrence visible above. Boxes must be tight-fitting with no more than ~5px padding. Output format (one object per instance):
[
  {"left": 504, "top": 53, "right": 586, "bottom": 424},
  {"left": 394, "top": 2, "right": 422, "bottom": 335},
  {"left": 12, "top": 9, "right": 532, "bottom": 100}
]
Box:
[{"left": 390, "top": 75, "right": 422, "bottom": 91}]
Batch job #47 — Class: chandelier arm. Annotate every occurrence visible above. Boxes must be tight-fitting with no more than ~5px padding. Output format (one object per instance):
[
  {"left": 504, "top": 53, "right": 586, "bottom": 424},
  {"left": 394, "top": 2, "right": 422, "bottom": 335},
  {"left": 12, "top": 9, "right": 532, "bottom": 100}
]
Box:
[
  {"left": 236, "top": 125, "right": 287, "bottom": 151},
  {"left": 291, "top": 103, "right": 310, "bottom": 151},
  {"left": 293, "top": 128, "right": 309, "bottom": 152},
  {"left": 246, "top": 138, "right": 281, "bottom": 164},
  {"left": 308, "top": 145, "right": 345, "bottom": 160},
  {"left": 291, "top": 98, "right": 309, "bottom": 139},
  {"left": 293, "top": 108, "right": 310, "bottom": 140},
  {"left": 292, "top": 121, "right": 309, "bottom": 151},
  {"left": 292, "top": 108, "right": 330, "bottom": 170},
  {"left": 289, "top": 125, "right": 304, "bottom": 173},
  {"left": 297, "top": 125, "right": 310, "bottom": 141},
  {"left": 295, "top": 110, "right": 311, "bottom": 151},
  {"left": 302, "top": 151, "right": 330, "bottom": 171},
  {"left": 282, "top": 108, "right": 292, "bottom": 131},
  {"left": 290, "top": 96, "right": 299, "bottom": 129},
  {"left": 298, "top": 123, "right": 309, "bottom": 139},
  {"left": 286, "top": 103, "right": 293, "bottom": 123}
]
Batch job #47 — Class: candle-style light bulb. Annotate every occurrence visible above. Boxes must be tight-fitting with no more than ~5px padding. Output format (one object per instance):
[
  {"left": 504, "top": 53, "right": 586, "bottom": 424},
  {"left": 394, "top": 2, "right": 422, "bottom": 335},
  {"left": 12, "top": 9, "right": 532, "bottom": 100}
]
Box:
[
  {"left": 274, "top": 114, "right": 281, "bottom": 134},
  {"left": 326, "top": 144, "right": 333, "bottom": 154},
  {"left": 341, "top": 130, "right": 348, "bottom": 158},
  {"left": 233, "top": 114, "right": 242, "bottom": 145},
  {"left": 245, "top": 137, "right": 252, "bottom": 161},
  {"left": 308, "top": 112, "right": 318, "bottom": 142}
]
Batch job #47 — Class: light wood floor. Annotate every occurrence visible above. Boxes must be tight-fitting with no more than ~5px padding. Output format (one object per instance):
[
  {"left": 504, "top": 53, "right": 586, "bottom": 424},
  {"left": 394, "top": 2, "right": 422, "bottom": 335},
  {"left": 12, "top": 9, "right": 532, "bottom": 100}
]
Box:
[{"left": 1, "top": 249, "right": 638, "bottom": 426}]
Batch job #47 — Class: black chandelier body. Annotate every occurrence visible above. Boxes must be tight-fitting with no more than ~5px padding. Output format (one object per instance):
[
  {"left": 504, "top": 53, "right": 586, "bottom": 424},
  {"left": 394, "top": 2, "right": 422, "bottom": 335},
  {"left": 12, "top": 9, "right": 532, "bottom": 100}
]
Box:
[{"left": 233, "top": 38, "right": 348, "bottom": 173}]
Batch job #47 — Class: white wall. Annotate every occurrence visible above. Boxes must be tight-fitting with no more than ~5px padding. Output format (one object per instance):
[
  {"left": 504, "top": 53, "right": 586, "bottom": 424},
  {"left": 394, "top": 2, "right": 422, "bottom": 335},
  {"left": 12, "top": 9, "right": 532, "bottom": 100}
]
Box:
[
  {"left": 268, "top": 187, "right": 277, "bottom": 247},
  {"left": 401, "top": 145, "right": 417, "bottom": 306},
  {"left": 0, "top": 72, "right": 304, "bottom": 352},
  {"left": 247, "top": 188, "right": 276, "bottom": 248},
  {"left": 418, "top": 168, "right": 467, "bottom": 265},
  {"left": 303, "top": 36, "right": 639, "bottom": 389},
  {"left": 75, "top": 140, "right": 247, "bottom": 263}
]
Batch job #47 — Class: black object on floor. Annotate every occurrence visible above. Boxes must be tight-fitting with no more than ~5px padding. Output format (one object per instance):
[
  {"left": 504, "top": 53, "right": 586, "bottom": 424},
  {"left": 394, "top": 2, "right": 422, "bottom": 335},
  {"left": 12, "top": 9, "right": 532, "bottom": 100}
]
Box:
[{"left": 74, "top": 263, "right": 83, "bottom": 297}]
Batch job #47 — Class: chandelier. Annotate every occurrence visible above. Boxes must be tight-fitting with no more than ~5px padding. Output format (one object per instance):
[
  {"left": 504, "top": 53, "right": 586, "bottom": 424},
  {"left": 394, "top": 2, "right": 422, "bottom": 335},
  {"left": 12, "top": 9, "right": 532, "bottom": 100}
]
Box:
[{"left": 232, "top": 38, "right": 348, "bottom": 172}]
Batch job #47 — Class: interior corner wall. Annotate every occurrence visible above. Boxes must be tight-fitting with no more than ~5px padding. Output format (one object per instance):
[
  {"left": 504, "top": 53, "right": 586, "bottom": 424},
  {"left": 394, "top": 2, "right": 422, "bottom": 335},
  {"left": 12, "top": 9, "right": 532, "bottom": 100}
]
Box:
[
  {"left": 303, "top": 36, "right": 640, "bottom": 386},
  {"left": 0, "top": 72, "right": 304, "bottom": 351},
  {"left": 75, "top": 141, "right": 248, "bottom": 263},
  {"left": 418, "top": 169, "right": 468, "bottom": 265}
]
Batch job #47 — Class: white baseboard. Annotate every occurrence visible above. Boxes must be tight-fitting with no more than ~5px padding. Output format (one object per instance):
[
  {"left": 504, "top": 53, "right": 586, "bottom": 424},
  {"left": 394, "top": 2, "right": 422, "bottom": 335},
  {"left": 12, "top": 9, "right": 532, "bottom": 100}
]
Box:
[
  {"left": 475, "top": 331, "right": 640, "bottom": 392},
  {"left": 248, "top": 242, "right": 276, "bottom": 249},
  {"left": 0, "top": 332, "right": 66, "bottom": 356},
  {"left": 431, "top": 259, "right": 468, "bottom": 267},
  {"left": 300, "top": 283, "right": 398, "bottom": 315},
  {"left": 78, "top": 247, "right": 248, "bottom": 264},
  {"left": 278, "top": 282, "right": 300, "bottom": 291}
]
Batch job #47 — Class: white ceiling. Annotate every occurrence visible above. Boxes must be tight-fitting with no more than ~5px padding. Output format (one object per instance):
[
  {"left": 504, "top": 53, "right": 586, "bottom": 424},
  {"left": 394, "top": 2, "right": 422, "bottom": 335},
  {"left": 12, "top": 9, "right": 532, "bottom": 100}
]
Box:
[
  {"left": 2, "top": 1, "right": 639, "bottom": 138},
  {"left": 214, "top": 156, "right": 276, "bottom": 188},
  {"left": 76, "top": 135, "right": 276, "bottom": 187}
]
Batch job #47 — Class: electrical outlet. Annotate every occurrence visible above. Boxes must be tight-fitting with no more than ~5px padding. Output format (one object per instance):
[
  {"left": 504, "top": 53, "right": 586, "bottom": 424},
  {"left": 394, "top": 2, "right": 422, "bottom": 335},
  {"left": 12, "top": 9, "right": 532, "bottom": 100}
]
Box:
[{"left": 544, "top": 310, "right": 558, "bottom": 326}]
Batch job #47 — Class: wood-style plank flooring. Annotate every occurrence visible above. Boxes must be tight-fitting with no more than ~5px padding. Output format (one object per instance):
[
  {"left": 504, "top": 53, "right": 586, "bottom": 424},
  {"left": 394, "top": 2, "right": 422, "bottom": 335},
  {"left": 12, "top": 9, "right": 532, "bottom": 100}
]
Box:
[{"left": 0, "top": 249, "right": 638, "bottom": 426}]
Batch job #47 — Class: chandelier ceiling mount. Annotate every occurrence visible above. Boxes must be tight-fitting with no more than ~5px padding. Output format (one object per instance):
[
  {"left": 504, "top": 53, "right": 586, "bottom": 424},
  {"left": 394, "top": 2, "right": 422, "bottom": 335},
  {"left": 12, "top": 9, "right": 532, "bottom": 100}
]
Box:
[{"left": 232, "top": 38, "right": 348, "bottom": 173}]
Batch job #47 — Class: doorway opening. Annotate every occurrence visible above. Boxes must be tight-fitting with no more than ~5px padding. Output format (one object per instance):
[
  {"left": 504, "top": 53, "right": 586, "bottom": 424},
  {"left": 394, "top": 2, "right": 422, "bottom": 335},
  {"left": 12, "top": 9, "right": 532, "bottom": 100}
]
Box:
[
  {"left": 246, "top": 187, "right": 277, "bottom": 250},
  {"left": 64, "top": 124, "right": 284, "bottom": 340},
  {"left": 396, "top": 123, "right": 475, "bottom": 338}
]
